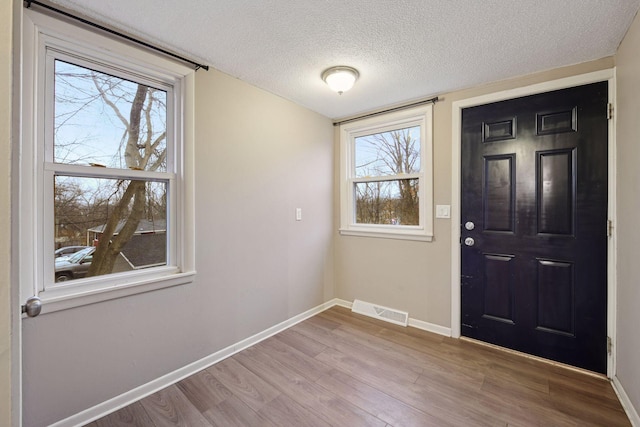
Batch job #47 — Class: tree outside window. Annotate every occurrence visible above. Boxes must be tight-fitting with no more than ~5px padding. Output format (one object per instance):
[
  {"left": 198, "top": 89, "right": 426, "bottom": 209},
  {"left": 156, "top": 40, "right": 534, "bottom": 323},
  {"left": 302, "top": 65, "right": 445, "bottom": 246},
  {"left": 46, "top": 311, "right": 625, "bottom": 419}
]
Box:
[{"left": 354, "top": 127, "right": 420, "bottom": 226}]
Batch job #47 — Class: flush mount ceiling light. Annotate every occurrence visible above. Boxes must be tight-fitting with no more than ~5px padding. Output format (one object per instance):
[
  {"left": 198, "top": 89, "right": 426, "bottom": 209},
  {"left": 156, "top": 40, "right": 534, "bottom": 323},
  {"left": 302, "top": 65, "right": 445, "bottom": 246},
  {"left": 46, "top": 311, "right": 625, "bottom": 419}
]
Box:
[{"left": 321, "top": 66, "right": 359, "bottom": 94}]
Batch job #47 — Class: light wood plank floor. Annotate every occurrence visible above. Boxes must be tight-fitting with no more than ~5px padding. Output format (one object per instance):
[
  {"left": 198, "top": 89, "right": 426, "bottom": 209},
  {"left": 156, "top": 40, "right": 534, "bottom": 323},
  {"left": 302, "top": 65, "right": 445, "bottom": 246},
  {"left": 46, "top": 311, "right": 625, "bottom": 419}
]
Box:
[{"left": 87, "top": 306, "right": 630, "bottom": 426}]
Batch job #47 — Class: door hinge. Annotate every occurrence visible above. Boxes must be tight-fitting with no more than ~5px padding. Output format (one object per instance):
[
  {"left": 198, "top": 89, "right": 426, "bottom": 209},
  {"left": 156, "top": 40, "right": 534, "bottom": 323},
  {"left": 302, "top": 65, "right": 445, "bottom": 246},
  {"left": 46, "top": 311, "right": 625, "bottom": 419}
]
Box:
[
  {"left": 607, "top": 219, "right": 614, "bottom": 237},
  {"left": 607, "top": 336, "right": 613, "bottom": 355},
  {"left": 607, "top": 103, "right": 614, "bottom": 120}
]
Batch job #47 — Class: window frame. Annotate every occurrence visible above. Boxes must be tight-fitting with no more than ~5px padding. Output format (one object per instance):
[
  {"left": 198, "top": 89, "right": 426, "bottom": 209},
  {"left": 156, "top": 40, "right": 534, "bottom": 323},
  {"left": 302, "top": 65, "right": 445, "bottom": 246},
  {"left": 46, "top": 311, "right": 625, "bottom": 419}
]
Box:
[
  {"left": 20, "top": 9, "right": 196, "bottom": 313},
  {"left": 339, "top": 104, "right": 434, "bottom": 241}
]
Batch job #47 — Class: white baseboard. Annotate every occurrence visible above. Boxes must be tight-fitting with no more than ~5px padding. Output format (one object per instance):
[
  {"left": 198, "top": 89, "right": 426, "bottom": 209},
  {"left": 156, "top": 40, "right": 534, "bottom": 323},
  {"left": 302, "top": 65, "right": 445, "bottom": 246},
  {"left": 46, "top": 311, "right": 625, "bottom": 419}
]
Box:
[
  {"left": 333, "top": 298, "right": 353, "bottom": 309},
  {"left": 50, "top": 298, "right": 341, "bottom": 427},
  {"left": 408, "top": 318, "right": 452, "bottom": 337},
  {"left": 612, "top": 376, "right": 640, "bottom": 426}
]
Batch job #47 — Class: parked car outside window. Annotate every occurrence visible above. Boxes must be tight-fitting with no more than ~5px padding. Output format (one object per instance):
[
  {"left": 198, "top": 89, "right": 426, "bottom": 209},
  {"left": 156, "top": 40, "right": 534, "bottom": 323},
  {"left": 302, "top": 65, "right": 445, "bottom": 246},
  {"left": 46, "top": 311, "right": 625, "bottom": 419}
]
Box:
[
  {"left": 55, "top": 246, "right": 95, "bottom": 282},
  {"left": 54, "top": 245, "right": 90, "bottom": 259}
]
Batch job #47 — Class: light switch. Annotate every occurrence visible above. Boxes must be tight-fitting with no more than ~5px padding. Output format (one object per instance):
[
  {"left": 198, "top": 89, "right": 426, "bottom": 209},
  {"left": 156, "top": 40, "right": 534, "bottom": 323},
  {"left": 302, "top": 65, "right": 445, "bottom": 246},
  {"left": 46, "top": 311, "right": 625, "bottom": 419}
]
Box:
[
  {"left": 296, "top": 208, "right": 302, "bottom": 221},
  {"left": 436, "top": 205, "right": 450, "bottom": 219}
]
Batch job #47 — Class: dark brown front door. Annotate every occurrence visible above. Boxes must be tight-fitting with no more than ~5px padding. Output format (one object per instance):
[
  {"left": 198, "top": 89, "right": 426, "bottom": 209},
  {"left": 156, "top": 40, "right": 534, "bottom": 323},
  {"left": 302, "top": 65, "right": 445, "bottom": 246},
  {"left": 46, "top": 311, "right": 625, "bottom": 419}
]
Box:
[{"left": 460, "top": 82, "right": 608, "bottom": 373}]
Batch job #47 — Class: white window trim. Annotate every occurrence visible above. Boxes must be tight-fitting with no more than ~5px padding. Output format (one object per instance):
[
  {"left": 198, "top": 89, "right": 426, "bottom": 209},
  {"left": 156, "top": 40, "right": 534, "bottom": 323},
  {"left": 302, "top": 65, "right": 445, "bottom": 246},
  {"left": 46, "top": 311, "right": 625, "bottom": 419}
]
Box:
[
  {"left": 20, "top": 9, "right": 196, "bottom": 314},
  {"left": 339, "top": 104, "right": 434, "bottom": 241}
]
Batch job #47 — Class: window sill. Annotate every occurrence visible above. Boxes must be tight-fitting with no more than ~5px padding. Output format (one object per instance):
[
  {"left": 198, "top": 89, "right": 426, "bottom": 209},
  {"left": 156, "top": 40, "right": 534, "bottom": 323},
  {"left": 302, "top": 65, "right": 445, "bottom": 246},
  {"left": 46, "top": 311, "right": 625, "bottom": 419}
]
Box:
[
  {"left": 31, "top": 270, "right": 197, "bottom": 316},
  {"left": 339, "top": 228, "right": 433, "bottom": 242}
]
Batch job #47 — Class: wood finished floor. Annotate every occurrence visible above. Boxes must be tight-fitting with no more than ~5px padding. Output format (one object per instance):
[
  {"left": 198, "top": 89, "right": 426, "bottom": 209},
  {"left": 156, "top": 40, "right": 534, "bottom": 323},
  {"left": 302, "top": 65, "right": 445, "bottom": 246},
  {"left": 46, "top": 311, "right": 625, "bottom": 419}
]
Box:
[{"left": 87, "top": 306, "right": 631, "bottom": 426}]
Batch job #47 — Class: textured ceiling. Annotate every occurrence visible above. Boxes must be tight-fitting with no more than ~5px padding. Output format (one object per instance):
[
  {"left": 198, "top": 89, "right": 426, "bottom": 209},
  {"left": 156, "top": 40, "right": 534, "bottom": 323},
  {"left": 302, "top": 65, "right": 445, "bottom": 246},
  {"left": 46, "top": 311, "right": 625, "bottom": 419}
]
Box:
[{"left": 48, "top": 0, "right": 640, "bottom": 119}]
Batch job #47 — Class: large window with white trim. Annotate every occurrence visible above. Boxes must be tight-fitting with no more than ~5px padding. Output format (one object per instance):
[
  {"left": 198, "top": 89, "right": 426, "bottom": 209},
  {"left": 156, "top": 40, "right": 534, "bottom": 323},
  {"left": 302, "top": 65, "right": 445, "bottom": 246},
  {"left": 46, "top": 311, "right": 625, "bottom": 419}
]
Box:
[
  {"left": 339, "top": 105, "right": 434, "bottom": 241},
  {"left": 21, "top": 10, "right": 195, "bottom": 311}
]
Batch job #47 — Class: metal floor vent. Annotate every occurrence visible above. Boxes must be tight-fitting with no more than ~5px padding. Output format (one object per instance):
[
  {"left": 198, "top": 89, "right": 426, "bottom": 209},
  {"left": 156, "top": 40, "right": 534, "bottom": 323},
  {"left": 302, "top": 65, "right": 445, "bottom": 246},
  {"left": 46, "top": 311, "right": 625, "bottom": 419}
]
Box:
[{"left": 351, "top": 299, "right": 409, "bottom": 327}]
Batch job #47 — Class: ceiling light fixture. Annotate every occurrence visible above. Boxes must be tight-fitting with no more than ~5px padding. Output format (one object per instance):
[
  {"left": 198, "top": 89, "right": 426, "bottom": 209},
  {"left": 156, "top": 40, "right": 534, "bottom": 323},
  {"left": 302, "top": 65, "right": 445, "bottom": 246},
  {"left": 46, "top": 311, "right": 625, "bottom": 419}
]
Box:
[{"left": 321, "top": 66, "right": 359, "bottom": 94}]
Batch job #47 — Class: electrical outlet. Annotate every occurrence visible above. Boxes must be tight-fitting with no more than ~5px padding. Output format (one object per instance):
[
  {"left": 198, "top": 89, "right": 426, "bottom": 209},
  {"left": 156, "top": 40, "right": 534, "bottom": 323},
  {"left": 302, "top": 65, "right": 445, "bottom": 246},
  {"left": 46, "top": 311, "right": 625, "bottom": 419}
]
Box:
[{"left": 296, "top": 208, "right": 302, "bottom": 221}]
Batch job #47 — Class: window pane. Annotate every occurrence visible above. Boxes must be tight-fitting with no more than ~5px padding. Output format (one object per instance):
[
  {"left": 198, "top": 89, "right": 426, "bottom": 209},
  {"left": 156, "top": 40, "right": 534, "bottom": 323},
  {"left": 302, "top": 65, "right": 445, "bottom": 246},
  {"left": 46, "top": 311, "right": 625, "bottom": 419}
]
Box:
[
  {"left": 354, "top": 126, "right": 420, "bottom": 178},
  {"left": 355, "top": 179, "right": 419, "bottom": 225},
  {"left": 54, "top": 175, "right": 167, "bottom": 283},
  {"left": 54, "top": 60, "right": 167, "bottom": 172}
]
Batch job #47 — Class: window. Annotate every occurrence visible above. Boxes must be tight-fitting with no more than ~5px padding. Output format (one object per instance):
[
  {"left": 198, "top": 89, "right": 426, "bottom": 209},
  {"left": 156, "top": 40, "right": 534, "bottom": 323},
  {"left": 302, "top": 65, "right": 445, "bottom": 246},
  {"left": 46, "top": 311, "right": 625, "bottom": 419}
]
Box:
[
  {"left": 21, "top": 10, "right": 195, "bottom": 311},
  {"left": 339, "top": 105, "right": 433, "bottom": 241}
]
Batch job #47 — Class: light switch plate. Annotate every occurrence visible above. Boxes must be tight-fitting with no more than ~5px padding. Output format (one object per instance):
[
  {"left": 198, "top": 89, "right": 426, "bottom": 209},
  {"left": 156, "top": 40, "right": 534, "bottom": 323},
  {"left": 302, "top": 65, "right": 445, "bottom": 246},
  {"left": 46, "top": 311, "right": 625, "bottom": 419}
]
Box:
[{"left": 436, "top": 204, "right": 450, "bottom": 219}]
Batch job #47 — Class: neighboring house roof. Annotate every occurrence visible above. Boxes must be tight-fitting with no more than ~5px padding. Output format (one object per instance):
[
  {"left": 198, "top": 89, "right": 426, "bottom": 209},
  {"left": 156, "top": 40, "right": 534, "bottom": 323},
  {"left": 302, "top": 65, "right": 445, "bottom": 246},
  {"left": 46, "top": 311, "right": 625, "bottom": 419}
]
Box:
[
  {"left": 119, "top": 233, "right": 167, "bottom": 270},
  {"left": 89, "top": 219, "right": 167, "bottom": 269},
  {"left": 88, "top": 219, "right": 166, "bottom": 235}
]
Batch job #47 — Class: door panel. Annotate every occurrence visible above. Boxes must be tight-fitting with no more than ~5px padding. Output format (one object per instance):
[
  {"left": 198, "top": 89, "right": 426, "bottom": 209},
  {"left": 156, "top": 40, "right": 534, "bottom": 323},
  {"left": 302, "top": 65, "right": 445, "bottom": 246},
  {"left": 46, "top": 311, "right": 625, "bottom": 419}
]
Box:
[
  {"left": 461, "top": 82, "right": 608, "bottom": 373},
  {"left": 537, "top": 149, "right": 575, "bottom": 235},
  {"left": 483, "top": 254, "right": 515, "bottom": 323},
  {"left": 484, "top": 155, "right": 515, "bottom": 232},
  {"left": 536, "top": 259, "right": 575, "bottom": 337}
]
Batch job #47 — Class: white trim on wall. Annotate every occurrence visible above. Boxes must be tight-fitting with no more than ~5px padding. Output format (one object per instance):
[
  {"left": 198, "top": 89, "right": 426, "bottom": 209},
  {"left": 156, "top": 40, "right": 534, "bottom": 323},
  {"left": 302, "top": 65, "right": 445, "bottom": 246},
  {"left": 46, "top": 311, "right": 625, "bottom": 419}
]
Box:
[
  {"left": 613, "top": 376, "right": 640, "bottom": 426},
  {"left": 408, "top": 318, "right": 452, "bottom": 337},
  {"left": 10, "top": 3, "right": 23, "bottom": 426},
  {"left": 450, "top": 69, "right": 617, "bottom": 378},
  {"left": 607, "top": 75, "right": 618, "bottom": 378}
]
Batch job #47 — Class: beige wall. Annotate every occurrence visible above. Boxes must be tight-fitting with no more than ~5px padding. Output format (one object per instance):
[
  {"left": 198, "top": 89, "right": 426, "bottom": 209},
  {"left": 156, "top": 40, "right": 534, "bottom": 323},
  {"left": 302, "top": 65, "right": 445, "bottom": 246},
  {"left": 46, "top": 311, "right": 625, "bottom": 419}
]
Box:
[
  {"left": 21, "top": 68, "right": 334, "bottom": 426},
  {"left": 0, "top": 0, "right": 14, "bottom": 426},
  {"left": 614, "top": 9, "right": 640, "bottom": 416},
  {"left": 334, "top": 56, "right": 614, "bottom": 328}
]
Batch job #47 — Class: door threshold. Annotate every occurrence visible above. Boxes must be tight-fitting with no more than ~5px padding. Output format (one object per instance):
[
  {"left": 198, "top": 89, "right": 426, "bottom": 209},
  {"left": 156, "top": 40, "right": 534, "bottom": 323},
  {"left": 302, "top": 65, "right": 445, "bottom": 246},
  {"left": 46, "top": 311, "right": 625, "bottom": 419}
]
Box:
[{"left": 459, "top": 336, "right": 608, "bottom": 380}]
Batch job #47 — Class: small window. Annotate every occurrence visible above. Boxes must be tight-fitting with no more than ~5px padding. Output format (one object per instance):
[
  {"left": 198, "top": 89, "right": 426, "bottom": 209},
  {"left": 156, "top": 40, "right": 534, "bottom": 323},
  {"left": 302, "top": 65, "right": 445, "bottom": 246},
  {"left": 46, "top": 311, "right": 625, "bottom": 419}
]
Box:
[
  {"left": 339, "top": 105, "right": 433, "bottom": 241},
  {"left": 21, "top": 9, "right": 195, "bottom": 311}
]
